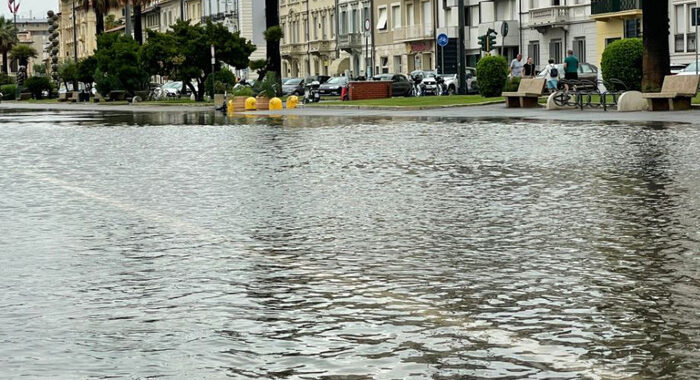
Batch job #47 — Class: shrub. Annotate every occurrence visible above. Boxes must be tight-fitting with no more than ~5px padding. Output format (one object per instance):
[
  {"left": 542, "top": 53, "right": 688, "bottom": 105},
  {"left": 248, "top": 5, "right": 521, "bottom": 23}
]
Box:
[
  {"left": 257, "top": 71, "right": 278, "bottom": 98},
  {"left": 204, "top": 68, "right": 237, "bottom": 95},
  {"left": 0, "top": 73, "right": 14, "bottom": 85},
  {"left": 504, "top": 76, "right": 521, "bottom": 92},
  {"left": 23, "top": 76, "right": 52, "bottom": 99},
  {"left": 1, "top": 84, "right": 17, "bottom": 100},
  {"left": 232, "top": 86, "right": 254, "bottom": 97},
  {"left": 601, "top": 38, "right": 643, "bottom": 91},
  {"left": 476, "top": 55, "right": 508, "bottom": 97}
]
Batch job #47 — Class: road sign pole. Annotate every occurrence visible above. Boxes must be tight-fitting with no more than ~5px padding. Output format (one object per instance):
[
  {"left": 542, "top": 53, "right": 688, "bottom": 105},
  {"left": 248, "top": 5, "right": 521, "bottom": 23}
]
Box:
[{"left": 441, "top": 46, "right": 444, "bottom": 75}]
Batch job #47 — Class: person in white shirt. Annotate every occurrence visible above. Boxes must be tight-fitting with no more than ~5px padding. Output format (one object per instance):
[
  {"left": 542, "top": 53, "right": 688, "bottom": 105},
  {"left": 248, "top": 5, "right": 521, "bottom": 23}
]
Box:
[
  {"left": 543, "top": 59, "right": 560, "bottom": 93},
  {"left": 510, "top": 54, "right": 524, "bottom": 78}
]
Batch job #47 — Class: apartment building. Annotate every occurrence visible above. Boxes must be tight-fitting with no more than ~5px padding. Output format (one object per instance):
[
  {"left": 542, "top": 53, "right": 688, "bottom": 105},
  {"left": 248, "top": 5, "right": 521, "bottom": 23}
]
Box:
[
  {"left": 336, "top": 0, "right": 372, "bottom": 78},
  {"left": 238, "top": 1, "right": 267, "bottom": 78},
  {"left": 280, "top": 0, "right": 338, "bottom": 77},
  {"left": 590, "top": 0, "right": 642, "bottom": 67},
  {"left": 669, "top": 0, "right": 700, "bottom": 68},
  {"left": 374, "top": 0, "right": 435, "bottom": 75},
  {"left": 12, "top": 18, "right": 51, "bottom": 74}
]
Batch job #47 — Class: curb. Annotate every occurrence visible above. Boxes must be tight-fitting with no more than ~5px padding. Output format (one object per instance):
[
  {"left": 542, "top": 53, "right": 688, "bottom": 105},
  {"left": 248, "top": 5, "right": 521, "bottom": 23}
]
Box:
[{"left": 301, "top": 100, "right": 505, "bottom": 111}]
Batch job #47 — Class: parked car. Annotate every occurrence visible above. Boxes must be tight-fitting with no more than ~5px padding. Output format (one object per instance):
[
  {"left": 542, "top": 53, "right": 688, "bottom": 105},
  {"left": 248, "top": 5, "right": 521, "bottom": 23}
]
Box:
[
  {"left": 305, "top": 75, "right": 330, "bottom": 85},
  {"left": 372, "top": 73, "right": 413, "bottom": 97},
  {"left": 318, "top": 76, "right": 348, "bottom": 96},
  {"left": 282, "top": 78, "right": 305, "bottom": 96},
  {"left": 677, "top": 61, "right": 700, "bottom": 75}
]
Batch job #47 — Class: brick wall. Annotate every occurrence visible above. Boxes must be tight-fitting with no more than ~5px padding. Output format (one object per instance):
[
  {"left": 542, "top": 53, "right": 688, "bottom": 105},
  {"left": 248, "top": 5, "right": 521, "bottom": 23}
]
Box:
[{"left": 348, "top": 81, "right": 392, "bottom": 101}]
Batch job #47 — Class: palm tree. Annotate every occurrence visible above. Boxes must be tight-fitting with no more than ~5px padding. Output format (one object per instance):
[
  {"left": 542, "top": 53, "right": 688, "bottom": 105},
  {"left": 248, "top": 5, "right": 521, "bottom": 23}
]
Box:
[
  {"left": 265, "top": 0, "right": 281, "bottom": 95},
  {"left": 642, "top": 1, "right": 670, "bottom": 91},
  {"left": 82, "top": 0, "right": 121, "bottom": 35},
  {"left": 0, "top": 16, "right": 18, "bottom": 74},
  {"left": 10, "top": 44, "right": 38, "bottom": 67},
  {"left": 120, "top": 0, "right": 148, "bottom": 44}
]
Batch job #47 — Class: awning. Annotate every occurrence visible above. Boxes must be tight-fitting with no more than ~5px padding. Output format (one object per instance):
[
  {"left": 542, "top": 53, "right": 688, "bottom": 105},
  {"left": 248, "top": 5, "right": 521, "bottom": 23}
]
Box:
[
  {"left": 376, "top": 10, "right": 387, "bottom": 30},
  {"left": 329, "top": 57, "right": 350, "bottom": 76}
]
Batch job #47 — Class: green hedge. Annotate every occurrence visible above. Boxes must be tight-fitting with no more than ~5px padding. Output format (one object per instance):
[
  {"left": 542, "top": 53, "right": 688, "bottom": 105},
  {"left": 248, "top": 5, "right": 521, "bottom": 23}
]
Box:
[
  {"left": 601, "top": 38, "right": 643, "bottom": 91},
  {"left": 476, "top": 55, "right": 508, "bottom": 97},
  {"left": 1, "top": 84, "right": 17, "bottom": 100}
]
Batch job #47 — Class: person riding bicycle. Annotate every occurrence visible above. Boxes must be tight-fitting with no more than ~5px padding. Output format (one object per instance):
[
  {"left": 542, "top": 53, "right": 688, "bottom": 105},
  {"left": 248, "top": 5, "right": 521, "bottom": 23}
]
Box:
[{"left": 411, "top": 72, "right": 424, "bottom": 96}]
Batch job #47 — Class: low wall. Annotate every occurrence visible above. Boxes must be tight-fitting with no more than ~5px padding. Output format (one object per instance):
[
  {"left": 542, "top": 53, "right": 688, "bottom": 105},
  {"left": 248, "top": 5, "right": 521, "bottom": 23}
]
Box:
[{"left": 349, "top": 81, "right": 392, "bottom": 101}]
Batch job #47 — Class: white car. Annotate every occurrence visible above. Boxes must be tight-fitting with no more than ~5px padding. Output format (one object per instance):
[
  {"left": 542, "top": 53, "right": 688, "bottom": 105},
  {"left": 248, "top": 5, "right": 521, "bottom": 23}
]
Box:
[{"left": 677, "top": 61, "right": 700, "bottom": 75}]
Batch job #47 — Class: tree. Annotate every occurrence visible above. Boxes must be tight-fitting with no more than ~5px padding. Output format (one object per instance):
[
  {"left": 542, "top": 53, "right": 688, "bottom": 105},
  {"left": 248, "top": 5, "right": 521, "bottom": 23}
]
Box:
[
  {"left": 141, "top": 21, "right": 256, "bottom": 101},
  {"left": 33, "top": 63, "right": 47, "bottom": 76},
  {"left": 10, "top": 44, "right": 37, "bottom": 67},
  {"left": 601, "top": 38, "right": 643, "bottom": 91},
  {"left": 0, "top": 16, "right": 18, "bottom": 74},
  {"left": 94, "top": 33, "right": 148, "bottom": 95},
  {"left": 265, "top": 0, "right": 282, "bottom": 95},
  {"left": 57, "top": 60, "right": 79, "bottom": 91},
  {"left": 104, "top": 14, "right": 123, "bottom": 31},
  {"left": 23, "top": 76, "right": 51, "bottom": 99},
  {"left": 82, "top": 0, "right": 121, "bottom": 35},
  {"left": 119, "top": 0, "right": 148, "bottom": 44},
  {"left": 77, "top": 56, "right": 97, "bottom": 92},
  {"left": 642, "top": 1, "right": 670, "bottom": 91}
]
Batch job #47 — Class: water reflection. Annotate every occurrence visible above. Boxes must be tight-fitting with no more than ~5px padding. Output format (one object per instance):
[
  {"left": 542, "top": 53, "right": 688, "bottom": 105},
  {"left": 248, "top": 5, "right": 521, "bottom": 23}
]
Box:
[{"left": 1, "top": 111, "right": 699, "bottom": 379}]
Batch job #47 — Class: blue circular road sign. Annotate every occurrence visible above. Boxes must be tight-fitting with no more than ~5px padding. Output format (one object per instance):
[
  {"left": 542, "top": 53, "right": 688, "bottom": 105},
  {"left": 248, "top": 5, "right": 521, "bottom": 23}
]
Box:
[{"left": 437, "top": 33, "right": 449, "bottom": 47}]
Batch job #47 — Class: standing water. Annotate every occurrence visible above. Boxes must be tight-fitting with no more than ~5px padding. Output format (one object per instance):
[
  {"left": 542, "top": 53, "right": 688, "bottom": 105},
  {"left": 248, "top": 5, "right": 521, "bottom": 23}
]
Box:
[{"left": 1, "top": 110, "right": 700, "bottom": 379}]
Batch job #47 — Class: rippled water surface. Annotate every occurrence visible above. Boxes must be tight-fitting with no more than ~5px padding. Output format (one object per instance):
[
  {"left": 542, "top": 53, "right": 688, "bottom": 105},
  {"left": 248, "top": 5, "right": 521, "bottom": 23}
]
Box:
[{"left": 2, "top": 110, "right": 700, "bottom": 379}]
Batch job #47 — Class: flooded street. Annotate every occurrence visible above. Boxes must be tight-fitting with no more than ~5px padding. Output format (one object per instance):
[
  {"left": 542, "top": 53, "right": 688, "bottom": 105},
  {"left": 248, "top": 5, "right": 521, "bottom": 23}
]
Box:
[{"left": 1, "top": 110, "right": 699, "bottom": 379}]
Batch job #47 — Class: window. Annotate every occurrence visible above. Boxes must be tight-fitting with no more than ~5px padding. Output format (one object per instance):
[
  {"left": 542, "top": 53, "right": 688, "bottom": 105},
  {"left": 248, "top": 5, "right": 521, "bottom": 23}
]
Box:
[
  {"left": 381, "top": 56, "right": 389, "bottom": 73},
  {"left": 341, "top": 10, "right": 347, "bottom": 34},
  {"left": 624, "top": 18, "right": 641, "bottom": 38},
  {"left": 549, "top": 39, "right": 562, "bottom": 63},
  {"left": 527, "top": 41, "right": 540, "bottom": 67},
  {"left": 392, "top": 5, "right": 401, "bottom": 29},
  {"left": 377, "top": 7, "right": 388, "bottom": 31},
  {"left": 676, "top": 5, "right": 685, "bottom": 34},
  {"left": 393, "top": 55, "right": 402, "bottom": 73},
  {"left": 352, "top": 9, "right": 358, "bottom": 33},
  {"left": 675, "top": 34, "right": 685, "bottom": 52},
  {"left": 464, "top": 6, "right": 470, "bottom": 27},
  {"left": 406, "top": 4, "right": 414, "bottom": 26},
  {"left": 330, "top": 13, "right": 335, "bottom": 38},
  {"left": 321, "top": 15, "right": 326, "bottom": 39},
  {"left": 573, "top": 37, "right": 586, "bottom": 62},
  {"left": 552, "top": 0, "right": 561, "bottom": 5},
  {"left": 688, "top": 33, "right": 696, "bottom": 53},
  {"left": 313, "top": 15, "right": 317, "bottom": 39},
  {"left": 606, "top": 37, "right": 621, "bottom": 46}
]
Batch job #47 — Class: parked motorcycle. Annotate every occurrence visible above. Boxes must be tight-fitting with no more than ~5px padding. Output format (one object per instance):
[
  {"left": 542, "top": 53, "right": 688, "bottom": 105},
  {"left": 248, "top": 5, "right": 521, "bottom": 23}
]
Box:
[{"left": 303, "top": 81, "right": 321, "bottom": 104}]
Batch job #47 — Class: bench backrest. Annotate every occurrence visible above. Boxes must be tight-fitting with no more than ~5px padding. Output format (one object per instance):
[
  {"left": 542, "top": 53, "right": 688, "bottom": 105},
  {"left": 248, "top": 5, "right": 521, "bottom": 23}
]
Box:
[
  {"left": 70, "top": 92, "right": 79, "bottom": 100},
  {"left": 517, "top": 78, "right": 546, "bottom": 95},
  {"left": 661, "top": 75, "right": 700, "bottom": 95},
  {"left": 58, "top": 92, "right": 68, "bottom": 100}
]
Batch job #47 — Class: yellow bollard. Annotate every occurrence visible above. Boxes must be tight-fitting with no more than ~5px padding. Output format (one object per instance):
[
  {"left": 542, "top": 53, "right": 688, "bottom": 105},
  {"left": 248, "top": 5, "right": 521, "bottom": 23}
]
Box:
[
  {"left": 245, "top": 97, "right": 257, "bottom": 110},
  {"left": 269, "top": 97, "right": 283, "bottom": 110},
  {"left": 286, "top": 95, "right": 298, "bottom": 109},
  {"left": 227, "top": 99, "right": 235, "bottom": 114}
]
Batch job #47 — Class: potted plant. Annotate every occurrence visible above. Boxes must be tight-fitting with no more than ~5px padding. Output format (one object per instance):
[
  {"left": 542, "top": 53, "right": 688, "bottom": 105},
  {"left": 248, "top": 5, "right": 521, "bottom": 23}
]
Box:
[
  {"left": 231, "top": 85, "right": 255, "bottom": 111},
  {"left": 256, "top": 71, "right": 277, "bottom": 110}
]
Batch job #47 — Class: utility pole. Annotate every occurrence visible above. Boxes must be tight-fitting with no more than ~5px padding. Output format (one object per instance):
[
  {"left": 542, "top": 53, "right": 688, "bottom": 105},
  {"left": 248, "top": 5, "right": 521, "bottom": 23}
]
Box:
[
  {"left": 306, "top": 0, "right": 311, "bottom": 76},
  {"left": 457, "top": 0, "right": 466, "bottom": 94},
  {"left": 72, "top": 0, "right": 78, "bottom": 62}
]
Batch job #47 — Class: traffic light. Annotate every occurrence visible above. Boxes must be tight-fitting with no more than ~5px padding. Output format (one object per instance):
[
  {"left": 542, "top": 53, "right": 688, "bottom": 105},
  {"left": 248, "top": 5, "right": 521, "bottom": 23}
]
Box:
[
  {"left": 477, "top": 35, "right": 487, "bottom": 52},
  {"left": 486, "top": 28, "right": 497, "bottom": 52}
]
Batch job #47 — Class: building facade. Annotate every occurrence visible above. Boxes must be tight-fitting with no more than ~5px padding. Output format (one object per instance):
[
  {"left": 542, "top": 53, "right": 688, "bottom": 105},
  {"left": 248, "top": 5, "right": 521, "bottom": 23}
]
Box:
[
  {"left": 336, "top": 0, "right": 372, "bottom": 78},
  {"left": 590, "top": 0, "right": 642, "bottom": 67},
  {"left": 13, "top": 18, "right": 51, "bottom": 74},
  {"left": 238, "top": 0, "right": 267, "bottom": 79},
  {"left": 669, "top": 0, "right": 700, "bottom": 68},
  {"left": 373, "top": 0, "right": 435, "bottom": 75},
  {"left": 280, "top": 0, "right": 338, "bottom": 78}
]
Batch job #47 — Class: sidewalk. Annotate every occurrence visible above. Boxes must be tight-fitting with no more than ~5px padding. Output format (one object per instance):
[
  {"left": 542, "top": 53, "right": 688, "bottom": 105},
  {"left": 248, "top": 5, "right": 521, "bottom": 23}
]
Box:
[{"left": 2, "top": 101, "right": 700, "bottom": 125}]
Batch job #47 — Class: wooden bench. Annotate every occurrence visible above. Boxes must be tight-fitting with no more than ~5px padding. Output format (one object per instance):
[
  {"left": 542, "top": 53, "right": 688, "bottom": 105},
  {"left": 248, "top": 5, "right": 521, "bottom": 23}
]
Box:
[
  {"left": 69, "top": 91, "right": 80, "bottom": 103},
  {"left": 58, "top": 92, "right": 69, "bottom": 102},
  {"left": 642, "top": 75, "right": 699, "bottom": 111},
  {"left": 502, "top": 78, "right": 546, "bottom": 108}
]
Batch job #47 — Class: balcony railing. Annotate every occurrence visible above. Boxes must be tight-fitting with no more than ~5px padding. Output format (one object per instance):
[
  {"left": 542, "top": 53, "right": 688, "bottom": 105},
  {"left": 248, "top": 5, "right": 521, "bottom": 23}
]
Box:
[
  {"left": 529, "top": 6, "right": 570, "bottom": 27},
  {"left": 591, "top": 0, "right": 642, "bottom": 15},
  {"left": 338, "top": 32, "right": 363, "bottom": 50},
  {"left": 309, "top": 40, "right": 334, "bottom": 54},
  {"left": 393, "top": 24, "right": 432, "bottom": 42},
  {"left": 280, "top": 43, "right": 305, "bottom": 57}
]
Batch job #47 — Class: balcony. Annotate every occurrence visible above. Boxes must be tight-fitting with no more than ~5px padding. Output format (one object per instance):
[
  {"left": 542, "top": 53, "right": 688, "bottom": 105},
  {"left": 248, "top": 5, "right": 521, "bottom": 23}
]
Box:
[
  {"left": 280, "top": 43, "right": 305, "bottom": 58},
  {"left": 393, "top": 24, "right": 432, "bottom": 42},
  {"left": 529, "top": 6, "right": 570, "bottom": 30},
  {"left": 309, "top": 40, "right": 334, "bottom": 55},
  {"left": 591, "top": 0, "right": 642, "bottom": 20},
  {"left": 338, "top": 32, "right": 363, "bottom": 51}
]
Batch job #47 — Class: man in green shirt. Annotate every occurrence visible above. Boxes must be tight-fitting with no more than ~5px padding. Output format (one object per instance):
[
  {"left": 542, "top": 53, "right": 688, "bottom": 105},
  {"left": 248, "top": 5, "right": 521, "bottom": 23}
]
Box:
[{"left": 563, "top": 50, "right": 579, "bottom": 80}]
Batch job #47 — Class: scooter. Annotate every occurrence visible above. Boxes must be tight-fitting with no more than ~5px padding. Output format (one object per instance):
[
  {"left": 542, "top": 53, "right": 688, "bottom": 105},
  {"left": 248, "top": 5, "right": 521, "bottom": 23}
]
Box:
[{"left": 303, "top": 81, "right": 321, "bottom": 104}]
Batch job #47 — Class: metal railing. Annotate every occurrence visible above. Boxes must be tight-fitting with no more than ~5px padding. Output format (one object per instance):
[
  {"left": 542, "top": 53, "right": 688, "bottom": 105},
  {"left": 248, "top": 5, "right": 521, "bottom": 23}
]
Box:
[
  {"left": 591, "top": 0, "right": 642, "bottom": 15},
  {"left": 529, "top": 6, "right": 570, "bottom": 26}
]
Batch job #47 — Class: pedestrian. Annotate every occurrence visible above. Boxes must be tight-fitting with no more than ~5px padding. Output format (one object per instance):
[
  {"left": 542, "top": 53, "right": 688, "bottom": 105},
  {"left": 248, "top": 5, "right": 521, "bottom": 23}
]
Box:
[
  {"left": 510, "top": 54, "right": 524, "bottom": 78},
  {"left": 523, "top": 57, "right": 536, "bottom": 77},
  {"left": 563, "top": 49, "right": 579, "bottom": 81},
  {"left": 543, "top": 59, "right": 559, "bottom": 93}
]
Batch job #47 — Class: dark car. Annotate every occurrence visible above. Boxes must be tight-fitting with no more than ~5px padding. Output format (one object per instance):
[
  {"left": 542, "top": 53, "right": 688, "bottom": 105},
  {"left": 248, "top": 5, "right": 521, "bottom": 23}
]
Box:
[
  {"left": 282, "top": 78, "right": 305, "bottom": 96},
  {"left": 372, "top": 73, "right": 412, "bottom": 97},
  {"left": 318, "top": 76, "right": 348, "bottom": 96}
]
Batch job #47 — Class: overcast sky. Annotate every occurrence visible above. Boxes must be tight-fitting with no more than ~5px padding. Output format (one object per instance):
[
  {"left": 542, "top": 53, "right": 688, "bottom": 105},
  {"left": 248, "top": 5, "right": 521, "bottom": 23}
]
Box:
[{"left": 0, "top": 0, "right": 57, "bottom": 20}]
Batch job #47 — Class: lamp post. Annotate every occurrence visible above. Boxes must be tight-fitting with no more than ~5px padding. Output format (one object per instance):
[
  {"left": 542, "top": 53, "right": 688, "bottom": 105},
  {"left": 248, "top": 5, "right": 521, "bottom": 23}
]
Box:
[{"left": 72, "top": 0, "right": 77, "bottom": 62}]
